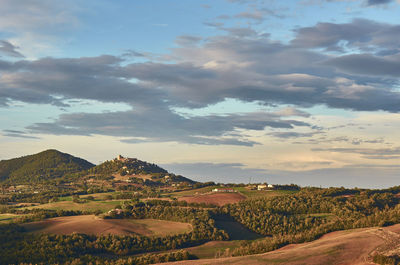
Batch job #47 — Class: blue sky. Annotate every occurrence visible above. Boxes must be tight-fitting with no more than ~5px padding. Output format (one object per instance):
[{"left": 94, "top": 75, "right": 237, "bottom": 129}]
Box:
[{"left": 1, "top": 0, "right": 400, "bottom": 188}]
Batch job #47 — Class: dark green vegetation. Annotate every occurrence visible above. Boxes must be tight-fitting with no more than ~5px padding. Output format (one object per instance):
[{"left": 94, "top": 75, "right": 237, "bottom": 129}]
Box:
[
  {"left": 87, "top": 158, "right": 193, "bottom": 184},
  {"left": 374, "top": 253, "right": 400, "bottom": 265},
  {"left": 0, "top": 150, "right": 195, "bottom": 205},
  {"left": 0, "top": 201, "right": 227, "bottom": 264},
  {"left": 222, "top": 187, "right": 400, "bottom": 257},
  {"left": 3, "top": 187, "right": 400, "bottom": 264},
  {"left": 88, "top": 158, "right": 167, "bottom": 176},
  {"left": 2, "top": 150, "right": 400, "bottom": 264},
  {"left": 213, "top": 214, "right": 263, "bottom": 240},
  {"left": 0, "top": 149, "right": 94, "bottom": 184}
]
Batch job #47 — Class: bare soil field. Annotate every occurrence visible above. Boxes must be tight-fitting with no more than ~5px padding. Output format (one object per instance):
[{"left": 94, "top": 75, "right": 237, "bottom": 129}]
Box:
[
  {"left": 178, "top": 192, "right": 246, "bottom": 206},
  {"left": 160, "top": 224, "right": 400, "bottom": 265},
  {"left": 22, "top": 215, "right": 192, "bottom": 236}
]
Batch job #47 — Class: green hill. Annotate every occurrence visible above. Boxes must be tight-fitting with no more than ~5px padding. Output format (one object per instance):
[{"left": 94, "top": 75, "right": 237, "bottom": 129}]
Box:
[
  {"left": 0, "top": 149, "right": 95, "bottom": 184},
  {"left": 87, "top": 155, "right": 195, "bottom": 184},
  {"left": 88, "top": 157, "right": 167, "bottom": 176}
]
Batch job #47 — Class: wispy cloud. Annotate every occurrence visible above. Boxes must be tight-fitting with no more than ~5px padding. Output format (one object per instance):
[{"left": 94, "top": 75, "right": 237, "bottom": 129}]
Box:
[{"left": 0, "top": 40, "right": 24, "bottom": 58}]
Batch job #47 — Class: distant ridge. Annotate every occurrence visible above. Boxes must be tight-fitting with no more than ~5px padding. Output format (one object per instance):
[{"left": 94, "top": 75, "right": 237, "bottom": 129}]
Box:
[
  {"left": 0, "top": 149, "right": 95, "bottom": 183},
  {"left": 0, "top": 150, "right": 195, "bottom": 185}
]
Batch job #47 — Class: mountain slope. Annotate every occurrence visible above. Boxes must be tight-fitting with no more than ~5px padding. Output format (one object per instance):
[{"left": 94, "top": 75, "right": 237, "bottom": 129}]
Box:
[{"left": 0, "top": 149, "right": 95, "bottom": 183}]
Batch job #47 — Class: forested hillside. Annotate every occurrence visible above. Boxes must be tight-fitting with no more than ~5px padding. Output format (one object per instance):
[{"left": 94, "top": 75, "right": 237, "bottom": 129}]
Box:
[{"left": 0, "top": 150, "right": 94, "bottom": 184}]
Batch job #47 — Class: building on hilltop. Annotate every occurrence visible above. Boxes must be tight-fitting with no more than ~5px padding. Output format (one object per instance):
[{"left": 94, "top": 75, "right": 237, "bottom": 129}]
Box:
[
  {"left": 257, "top": 184, "right": 267, "bottom": 190},
  {"left": 117, "top": 155, "right": 124, "bottom": 161},
  {"left": 257, "top": 184, "right": 274, "bottom": 190},
  {"left": 212, "top": 188, "right": 235, "bottom": 193}
]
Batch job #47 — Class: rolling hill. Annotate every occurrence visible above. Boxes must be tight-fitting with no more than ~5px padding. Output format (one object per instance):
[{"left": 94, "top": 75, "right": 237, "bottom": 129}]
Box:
[
  {"left": 0, "top": 150, "right": 195, "bottom": 185},
  {"left": 0, "top": 149, "right": 95, "bottom": 183},
  {"left": 162, "top": 224, "right": 400, "bottom": 265},
  {"left": 86, "top": 155, "right": 195, "bottom": 184}
]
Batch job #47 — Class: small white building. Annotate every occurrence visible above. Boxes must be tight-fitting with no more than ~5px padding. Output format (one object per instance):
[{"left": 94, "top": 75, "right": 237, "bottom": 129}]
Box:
[
  {"left": 257, "top": 184, "right": 267, "bottom": 191},
  {"left": 212, "top": 188, "right": 235, "bottom": 193}
]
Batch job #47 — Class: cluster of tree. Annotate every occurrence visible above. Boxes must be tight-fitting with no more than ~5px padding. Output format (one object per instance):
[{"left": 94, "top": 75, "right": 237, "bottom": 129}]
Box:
[
  {"left": 106, "top": 201, "right": 228, "bottom": 242},
  {"left": 220, "top": 188, "right": 400, "bottom": 256},
  {"left": 0, "top": 201, "right": 227, "bottom": 264},
  {"left": 86, "top": 158, "right": 168, "bottom": 177},
  {"left": 5, "top": 208, "right": 97, "bottom": 224},
  {"left": 373, "top": 253, "right": 400, "bottom": 265},
  {"left": 0, "top": 188, "right": 73, "bottom": 204},
  {"left": 1, "top": 186, "right": 113, "bottom": 204},
  {"left": 143, "top": 199, "right": 217, "bottom": 208},
  {"left": 62, "top": 250, "right": 192, "bottom": 265},
  {"left": 271, "top": 184, "right": 301, "bottom": 190},
  {"left": 0, "top": 224, "right": 194, "bottom": 264}
]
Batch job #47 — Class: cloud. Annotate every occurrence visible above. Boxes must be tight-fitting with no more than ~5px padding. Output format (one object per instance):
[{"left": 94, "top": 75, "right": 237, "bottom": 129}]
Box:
[
  {"left": 2, "top": 129, "right": 39, "bottom": 139},
  {"left": 292, "top": 18, "right": 400, "bottom": 53},
  {"left": 1, "top": 18, "right": 400, "bottom": 145},
  {"left": 0, "top": 0, "right": 81, "bottom": 58},
  {"left": 274, "top": 107, "right": 311, "bottom": 117},
  {"left": 325, "top": 54, "right": 400, "bottom": 77},
  {"left": 312, "top": 147, "right": 400, "bottom": 160},
  {"left": 366, "top": 0, "right": 393, "bottom": 6},
  {"left": 162, "top": 162, "right": 269, "bottom": 183},
  {"left": 293, "top": 136, "right": 387, "bottom": 145},
  {"left": 234, "top": 8, "right": 284, "bottom": 22},
  {"left": 175, "top": 35, "right": 202, "bottom": 46},
  {"left": 163, "top": 161, "right": 400, "bottom": 188},
  {"left": 27, "top": 109, "right": 311, "bottom": 146},
  {"left": 269, "top": 131, "right": 321, "bottom": 139},
  {"left": 121, "top": 50, "right": 146, "bottom": 58},
  {"left": 362, "top": 155, "right": 400, "bottom": 159},
  {"left": 0, "top": 0, "right": 79, "bottom": 33},
  {"left": 312, "top": 147, "right": 400, "bottom": 155},
  {"left": 0, "top": 40, "right": 24, "bottom": 58}
]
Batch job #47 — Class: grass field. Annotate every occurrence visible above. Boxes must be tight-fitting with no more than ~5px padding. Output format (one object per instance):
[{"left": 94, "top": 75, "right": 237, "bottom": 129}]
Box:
[
  {"left": 58, "top": 192, "right": 120, "bottom": 202},
  {"left": 23, "top": 200, "right": 126, "bottom": 212},
  {"left": 167, "top": 186, "right": 299, "bottom": 200},
  {"left": 22, "top": 215, "right": 192, "bottom": 236},
  {"left": 167, "top": 186, "right": 219, "bottom": 197},
  {"left": 234, "top": 187, "right": 299, "bottom": 199},
  {"left": 129, "top": 219, "right": 192, "bottom": 236},
  {"left": 0, "top": 213, "right": 21, "bottom": 224},
  {"left": 187, "top": 241, "right": 245, "bottom": 259}
]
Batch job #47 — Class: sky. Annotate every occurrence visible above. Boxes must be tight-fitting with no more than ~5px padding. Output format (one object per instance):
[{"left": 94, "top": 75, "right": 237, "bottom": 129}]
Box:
[{"left": 1, "top": 0, "right": 400, "bottom": 188}]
